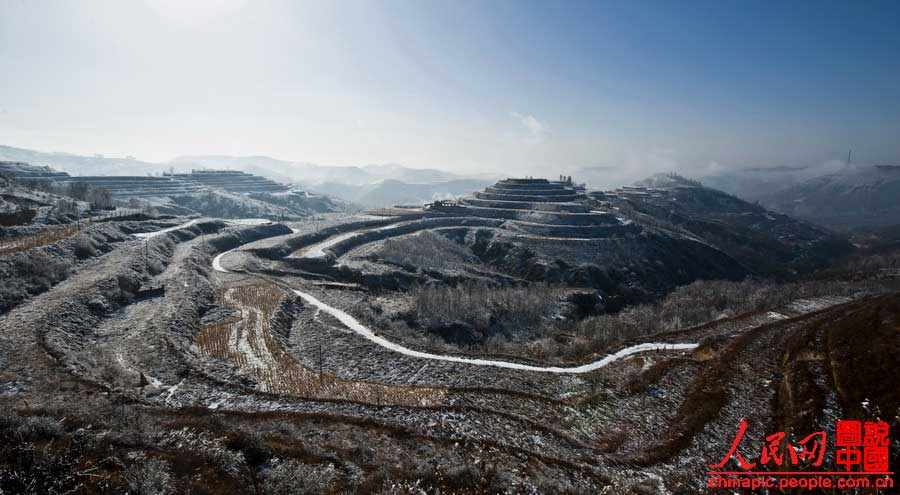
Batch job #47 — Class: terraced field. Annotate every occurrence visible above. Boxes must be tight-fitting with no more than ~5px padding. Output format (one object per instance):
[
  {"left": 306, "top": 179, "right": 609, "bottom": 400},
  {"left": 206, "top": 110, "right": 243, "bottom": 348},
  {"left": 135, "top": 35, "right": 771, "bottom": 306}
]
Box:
[
  {"left": 166, "top": 180, "right": 895, "bottom": 490},
  {"left": 53, "top": 175, "right": 206, "bottom": 198},
  {"left": 2, "top": 179, "right": 898, "bottom": 492},
  {"left": 173, "top": 170, "right": 290, "bottom": 194},
  {"left": 52, "top": 170, "right": 294, "bottom": 198}
]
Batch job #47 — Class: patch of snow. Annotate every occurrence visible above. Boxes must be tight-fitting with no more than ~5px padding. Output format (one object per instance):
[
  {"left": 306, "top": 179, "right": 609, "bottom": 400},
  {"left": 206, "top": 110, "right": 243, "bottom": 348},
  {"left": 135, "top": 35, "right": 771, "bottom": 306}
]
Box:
[
  {"left": 301, "top": 231, "right": 361, "bottom": 258},
  {"left": 354, "top": 214, "right": 394, "bottom": 220},
  {"left": 212, "top": 248, "right": 236, "bottom": 273},
  {"left": 133, "top": 219, "right": 200, "bottom": 240},
  {"left": 165, "top": 379, "right": 185, "bottom": 405},
  {"left": 787, "top": 296, "right": 852, "bottom": 313},
  {"left": 226, "top": 218, "right": 272, "bottom": 226}
]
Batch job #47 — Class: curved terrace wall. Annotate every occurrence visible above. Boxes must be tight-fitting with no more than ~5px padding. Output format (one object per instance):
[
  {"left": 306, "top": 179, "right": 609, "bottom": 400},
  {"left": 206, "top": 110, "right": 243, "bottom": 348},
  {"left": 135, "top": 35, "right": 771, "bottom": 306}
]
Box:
[
  {"left": 475, "top": 191, "right": 582, "bottom": 202},
  {"left": 328, "top": 217, "right": 505, "bottom": 258},
  {"left": 492, "top": 182, "right": 567, "bottom": 191},
  {"left": 254, "top": 217, "right": 410, "bottom": 259},
  {"left": 484, "top": 187, "right": 576, "bottom": 197},
  {"left": 178, "top": 171, "right": 291, "bottom": 193},
  {"left": 54, "top": 176, "right": 205, "bottom": 197},
  {"left": 460, "top": 205, "right": 618, "bottom": 225},
  {"left": 460, "top": 198, "right": 589, "bottom": 213},
  {"left": 511, "top": 222, "right": 640, "bottom": 238},
  {"left": 497, "top": 178, "right": 552, "bottom": 185}
]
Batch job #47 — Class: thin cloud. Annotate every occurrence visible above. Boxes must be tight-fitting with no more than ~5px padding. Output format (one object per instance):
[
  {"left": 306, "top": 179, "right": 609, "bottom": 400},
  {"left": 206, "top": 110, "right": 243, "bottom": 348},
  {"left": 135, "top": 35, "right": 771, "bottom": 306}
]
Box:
[{"left": 510, "top": 112, "right": 551, "bottom": 139}]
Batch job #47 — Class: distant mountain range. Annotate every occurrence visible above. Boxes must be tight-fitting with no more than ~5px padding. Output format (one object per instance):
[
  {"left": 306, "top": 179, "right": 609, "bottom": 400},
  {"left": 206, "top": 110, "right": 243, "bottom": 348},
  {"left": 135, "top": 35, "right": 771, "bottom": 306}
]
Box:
[
  {"left": 172, "top": 155, "right": 495, "bottom": 206},
  {"left": 702, "top": 164, "right": 900, "bottom": 230},
  {"left": 310, "top": 178, "right": 493, "bottom": 207},
  {"left": 0, "top": 145, "right": 161, "bottom": 177},
  {"left": 9, "top": 144, "right": 897, "bottom": 223},
  {"left": 0, "top": 145, "right": 497, "bottom": 208},
  {"left": 171, "top": 155, "right": 480, "bottom": 186}
]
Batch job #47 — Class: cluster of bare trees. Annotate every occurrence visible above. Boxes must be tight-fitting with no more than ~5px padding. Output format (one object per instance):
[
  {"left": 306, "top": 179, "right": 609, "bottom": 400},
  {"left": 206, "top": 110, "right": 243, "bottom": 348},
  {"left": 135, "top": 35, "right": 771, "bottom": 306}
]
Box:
[
  {"left": 63, "top": 181, "right": 113, "bottom": 210},
  {"left": 413, "top": 283, "right": 559, "bottom": 334},
  {"left": 17, "top": 177, "right": 114, "bottom": 210},
  {"left": 576, "top": 277, "right": 870, "bottom": 349},
  {"left": 661, "top": 172, "right": 704, "bottom": 187},
  {"left": 378, "top": 231, "right": 473, "bottom": 269},
  {"left": 835, "top": 250, "right": 900, "bottom": 273},
  {"left": 402, "top": 276, "right": 878, "bottom": 362}
]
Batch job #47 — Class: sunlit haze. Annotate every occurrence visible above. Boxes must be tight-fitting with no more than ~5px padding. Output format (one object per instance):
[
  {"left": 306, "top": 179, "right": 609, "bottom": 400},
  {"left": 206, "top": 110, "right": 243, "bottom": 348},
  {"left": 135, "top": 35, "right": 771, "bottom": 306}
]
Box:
[{"left": 2, "top": 0, "right": 899, "bottom": 179}]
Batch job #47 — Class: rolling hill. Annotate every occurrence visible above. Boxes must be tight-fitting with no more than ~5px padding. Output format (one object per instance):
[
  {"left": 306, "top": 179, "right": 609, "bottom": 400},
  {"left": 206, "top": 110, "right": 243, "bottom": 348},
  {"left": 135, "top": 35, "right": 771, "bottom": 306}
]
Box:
[{"left": 703, "top": 164, "right": 900, "bottom": 230}]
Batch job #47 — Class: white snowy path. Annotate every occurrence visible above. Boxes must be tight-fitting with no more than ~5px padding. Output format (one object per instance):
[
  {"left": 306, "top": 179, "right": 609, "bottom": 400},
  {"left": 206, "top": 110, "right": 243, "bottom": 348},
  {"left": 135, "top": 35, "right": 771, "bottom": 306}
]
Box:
[
  {"left": 302, "top": 231, "right": 360, "bottom": 258},
  {"left": 294, "top": 223, "right": 399, "bottom": 259},
  {"left": 212, "top": 248, "right": 234, "bottom": 273},
  {"left": 134, "top": 218, "right": 278, "bottom": 243},
  {"left": 293, "top": 290, "right": 697, "bottom": 374},
  {"left": 133, "top": 219, "right": 200, "bottom": 239},
  {"left": 226, "top": 218, "right": 272, "bottom": 226},
  {"left": 135, "top": 218, "right": 288, "bottom": 273},
  {"left": 212, "top": 228, "right": 698, "bottom": 374}
]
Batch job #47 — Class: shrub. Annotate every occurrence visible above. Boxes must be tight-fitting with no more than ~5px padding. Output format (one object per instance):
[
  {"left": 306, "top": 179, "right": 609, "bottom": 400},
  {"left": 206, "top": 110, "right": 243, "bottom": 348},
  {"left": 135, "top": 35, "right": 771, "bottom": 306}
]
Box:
[
  {"left": 55, "top": 199, "right": 79, "bottom": 216},
  {"left": 15, "top": 416, "right": 64, "bottom": 440},
  {"left": 0, "top": 208, "right": 37, "bottom": 227},
  {"left": 124, "top": 458, "right": 174, "bottom": 495},
  {"left": 14, "top": 251, "right": 70, "bottom": 290},
  {"left": 100, "top": 274, "right": 142, "bottom": 304},
  {"left": 262, "top": 460, "right": 338, "bottom": 495},
  {"left": 73, "top": 236, "right": 97, "bottom": 259},
  {"left": 0, "top": 439, "right": 83, "bottom": 494},
  {"left": 226, "top": 431, "right": 273, "bottom": 469},
  {"left": 106, "top": 402, "right": 146, "bottom": 433}
]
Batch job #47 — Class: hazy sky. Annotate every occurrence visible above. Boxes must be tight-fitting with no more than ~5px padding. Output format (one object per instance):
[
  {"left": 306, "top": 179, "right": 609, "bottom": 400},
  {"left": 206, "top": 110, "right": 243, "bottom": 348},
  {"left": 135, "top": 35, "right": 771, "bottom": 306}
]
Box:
[{"left": 2, "top": 0, "right": 899, "bottom": 176}]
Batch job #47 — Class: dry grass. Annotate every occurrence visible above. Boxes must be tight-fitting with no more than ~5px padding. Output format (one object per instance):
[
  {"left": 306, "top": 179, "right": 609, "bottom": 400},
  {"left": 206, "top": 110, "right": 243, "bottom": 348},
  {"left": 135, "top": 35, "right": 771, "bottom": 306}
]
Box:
[
  {"left": 196, "top": 316, "right": 247, "bottom": 367},
  {"left": 197, "top": 282, "right": 445, "bottom": 407},
  {"left": 0, "top": 224, "right": 81, "bottom": 256}
]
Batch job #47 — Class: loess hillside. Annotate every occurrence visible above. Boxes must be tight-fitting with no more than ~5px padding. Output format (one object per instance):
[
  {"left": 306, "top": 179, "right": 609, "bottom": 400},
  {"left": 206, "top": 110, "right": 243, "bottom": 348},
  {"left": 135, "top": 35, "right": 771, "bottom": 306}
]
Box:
[{"left": 1, "top": 173, "right": 897, "bottom": 494}]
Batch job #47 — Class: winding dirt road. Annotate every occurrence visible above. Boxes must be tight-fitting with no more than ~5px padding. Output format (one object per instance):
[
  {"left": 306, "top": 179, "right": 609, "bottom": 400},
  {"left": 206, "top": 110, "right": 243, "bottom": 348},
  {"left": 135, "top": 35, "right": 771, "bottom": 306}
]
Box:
[{"left": 212, "top": 233, "right": 699, "bottom": 374}]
